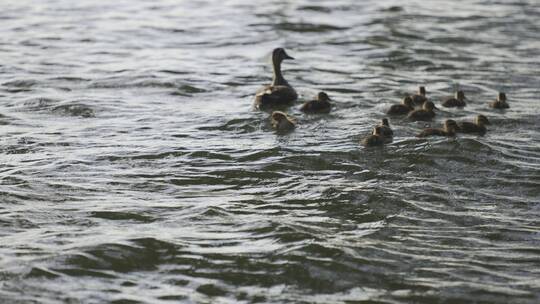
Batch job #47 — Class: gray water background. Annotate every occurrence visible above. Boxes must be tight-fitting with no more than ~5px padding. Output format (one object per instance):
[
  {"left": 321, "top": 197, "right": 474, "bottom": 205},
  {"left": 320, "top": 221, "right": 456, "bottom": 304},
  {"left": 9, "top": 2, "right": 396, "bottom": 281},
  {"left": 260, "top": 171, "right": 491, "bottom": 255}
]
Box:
[{"left": 1, "top": 0, "right": 539, "bottom": 303}]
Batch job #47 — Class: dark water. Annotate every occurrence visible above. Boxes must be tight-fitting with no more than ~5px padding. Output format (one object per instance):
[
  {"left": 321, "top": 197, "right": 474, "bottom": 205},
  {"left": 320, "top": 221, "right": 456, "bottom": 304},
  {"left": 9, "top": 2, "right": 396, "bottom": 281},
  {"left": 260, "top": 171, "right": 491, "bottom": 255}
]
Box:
[{"left": 1, "top": 0, "right": 540, "bottom": 303}]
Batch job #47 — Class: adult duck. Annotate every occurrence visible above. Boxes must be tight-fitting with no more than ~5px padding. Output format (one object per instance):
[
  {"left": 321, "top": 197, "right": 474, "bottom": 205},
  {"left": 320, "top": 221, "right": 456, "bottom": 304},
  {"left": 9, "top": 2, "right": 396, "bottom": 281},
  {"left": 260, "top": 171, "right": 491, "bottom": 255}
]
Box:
[
  {"left": 417, "top": 119, "right": 458, "bottom": 137},
  {"left": 300, "top": 92, "right": 332, "bottom": 113},
  {"left": 254, "top": 48, "right": 298, "bottom": 110},
  {"left": 457, "top": 115, "right": 490, "bottom": 135},
  {"left": 442, "top": 91, "right": 467, "bottom": 108},
  {"left": 489, "top": 92, "right": 509, "bottom": 109}
]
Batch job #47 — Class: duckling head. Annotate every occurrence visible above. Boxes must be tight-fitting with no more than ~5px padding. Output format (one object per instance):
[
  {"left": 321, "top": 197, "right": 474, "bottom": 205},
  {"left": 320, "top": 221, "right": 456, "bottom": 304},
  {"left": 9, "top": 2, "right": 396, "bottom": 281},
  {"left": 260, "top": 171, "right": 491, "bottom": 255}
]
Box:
[
  {"left": 423, "top": 101, "right": 436, "bottom": 111},
  {"left": 317, "top": 91, "right": 331, "bottom": 101},
  {"left": 456, "top": 90, "right": 466, "bottom": 100},
  {"left": 272, "top": 48, "right": 294, "bottom": 64},
  {"left": 403, "top": 96, "right": 413, "bottom": 106},
  {"left": 498, "top": 92, "right": 507, "bottom": 101},
  {"left": 381, "top": 118, "right": 390, "bottom": 127},
  {"left": 271, "top": 111, "right": 288, "bottom": 122},
  {"left": 372, "top": 126, "right": 384, "bottom": 136},
  {"left": 476, "top": 114, "right": 490, "bottom": 125},
  {"left": 419, "top": 86, "right": 426, "bottom": 96},
  {"left": 444, "top": 119, "right": 458, "bottom": 132}
]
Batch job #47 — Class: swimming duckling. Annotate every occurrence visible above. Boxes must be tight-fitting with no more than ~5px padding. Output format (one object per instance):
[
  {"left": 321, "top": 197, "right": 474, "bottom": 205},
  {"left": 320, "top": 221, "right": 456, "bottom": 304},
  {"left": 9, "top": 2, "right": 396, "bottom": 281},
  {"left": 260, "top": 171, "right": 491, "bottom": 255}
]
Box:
[
  {"left": 442, "top": 91, "right": 467, "bottom": 108},
  {"left": 387, "top": 96, "right": 414, "bottom": 115},
  {"left": 417, "top": 119, "right": 458, "bottom": 137},
  {"left": 271, "top": 111, "right": 295, "bottom": 133},
  {"left": 489, "top": 92, "right": 509, "bottom": 109},
  {"left": 378, "top": 118, "right": 393, "bottom": 138},
  {"left": 362, "top": 126, "right": 386, "bottom": 147},
  {"left": 300, "top": 92, "right": 332, "bottom": 113},
  {"left": 254, "top": 48, "right": 298, "bottom": 110},
  {"left": 457, "top": 115, "right": 490, "bottom": 135},
  {"left": 411, "top": 86, "right": 428, "bottom": 105},
  {"left": 407, "top": 101, "right": 436, "bottom": 121}
]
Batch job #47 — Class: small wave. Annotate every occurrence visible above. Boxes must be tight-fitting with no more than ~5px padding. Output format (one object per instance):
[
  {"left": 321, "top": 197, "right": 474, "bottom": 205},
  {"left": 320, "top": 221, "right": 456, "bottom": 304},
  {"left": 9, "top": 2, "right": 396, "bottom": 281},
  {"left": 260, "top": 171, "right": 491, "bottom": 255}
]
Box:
[
  {"left": 2, "top": 79, "right": 37, "bottom": 88},
  {"left": 427, "top": 36, "right": 481, "bottom": 45},
  {"left": 22, "top": 97, "right": 60, "bottom": 111},
  {"left": 24, "top": 267, "right": 61, "bottom": 279},
  {"left": 275, "top": 22, "right": 348, "bottom": 33},
  {"left": 158, "top": 69, "right": 190, "bottom": 75},
  {"left": 297, "top": 6, "right": 333, "bottom": 13},
  {"left": 52, "top": 103, "right": 95, "bottom": 118},
  {"left": 95, "top": 151, "right": 188, "bottom": 163},
  {"left": 48, "top": 76, "right": 91, "bottom": 82},
  {"left": 381, "top": 6, "right": 403, "bottom": 12},
  {"left": 90, "top": 211, "right": 156, "bottom": 223},
  {"left": 57, "top": 239, "right": 178, "bottom": 276},
  {"left": 197, "top": 117, "right": 260, "bottom": 134},
  {"left": 171, "top": 84, "right": 207, "bottom": 96}
]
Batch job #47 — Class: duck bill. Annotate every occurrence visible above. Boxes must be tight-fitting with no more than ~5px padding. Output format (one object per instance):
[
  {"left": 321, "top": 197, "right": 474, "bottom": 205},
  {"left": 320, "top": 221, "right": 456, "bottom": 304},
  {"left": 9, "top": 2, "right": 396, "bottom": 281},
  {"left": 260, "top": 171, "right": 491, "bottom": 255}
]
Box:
[{"left": 283, "top": 51, "right": 294, "bottom": 60}]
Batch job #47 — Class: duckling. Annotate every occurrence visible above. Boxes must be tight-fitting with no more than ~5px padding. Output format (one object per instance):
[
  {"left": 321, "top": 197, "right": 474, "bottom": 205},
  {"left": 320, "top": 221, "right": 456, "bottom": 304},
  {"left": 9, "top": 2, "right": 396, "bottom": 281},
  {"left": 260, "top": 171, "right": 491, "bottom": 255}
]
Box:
[
  {"left": 387, "top": 96, "right": 414, "bottom": 115},
  {"left": 457, "top": 115, "right": 490, "bottom": 135},
  {"left": 407, "top": 101, "right": 436, "bottom": 121},
  {"left": 254, "top": 48, "right": 298, "bottom": 110},
  {"left": 362, "top": 126, "right": 386, "bottom": 147},
  {"left": 271, "top": 111, "right": 295, "bottom": 133},
  {"left": 442, "top": 91, "right": 467, "bottom": 108},
  {"left": 489, "top": 92, "right": 509, "bottom": 109},
  {"left": 300, "top": 92, "right": 332, "bottom": 113},
  {"left": 411, "top": 86, "right": 428, "bottom": 105},
  {"left": 378, "top": 118, "right": 393, "bottom": 138},
  {"left": 417, "top": 119, "right": 458, "bottom": 137}
]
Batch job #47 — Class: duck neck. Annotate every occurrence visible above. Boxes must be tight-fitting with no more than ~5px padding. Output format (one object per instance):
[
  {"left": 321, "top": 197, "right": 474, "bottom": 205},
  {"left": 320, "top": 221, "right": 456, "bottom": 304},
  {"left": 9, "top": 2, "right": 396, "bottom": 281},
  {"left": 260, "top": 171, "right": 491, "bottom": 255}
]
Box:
[{"left": 272, "top": 59, "right": 289, "bottom": 87}]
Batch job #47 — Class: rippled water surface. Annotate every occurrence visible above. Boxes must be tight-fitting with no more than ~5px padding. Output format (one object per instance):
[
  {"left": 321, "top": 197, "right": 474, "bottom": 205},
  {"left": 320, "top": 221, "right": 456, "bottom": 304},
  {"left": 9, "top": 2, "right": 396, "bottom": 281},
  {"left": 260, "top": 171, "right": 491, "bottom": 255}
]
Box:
[{"left": 1, "top": 0, "right": 540, "bottom": 303}]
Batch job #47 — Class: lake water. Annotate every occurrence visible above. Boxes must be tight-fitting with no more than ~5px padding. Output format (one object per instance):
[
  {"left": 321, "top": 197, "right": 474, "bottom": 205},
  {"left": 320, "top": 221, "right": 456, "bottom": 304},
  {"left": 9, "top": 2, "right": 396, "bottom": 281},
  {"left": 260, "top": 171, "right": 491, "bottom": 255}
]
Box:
[{"left": 1, "top": 0, "right": 539, "bottom": 303}]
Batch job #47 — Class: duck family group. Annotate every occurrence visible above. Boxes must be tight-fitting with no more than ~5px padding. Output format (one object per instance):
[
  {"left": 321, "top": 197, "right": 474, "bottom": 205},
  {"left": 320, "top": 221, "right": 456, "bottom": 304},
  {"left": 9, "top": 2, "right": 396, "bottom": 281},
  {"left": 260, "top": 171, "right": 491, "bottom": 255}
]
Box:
[{"left": 254, "top": 48, "right": 510, "bottom": 147}]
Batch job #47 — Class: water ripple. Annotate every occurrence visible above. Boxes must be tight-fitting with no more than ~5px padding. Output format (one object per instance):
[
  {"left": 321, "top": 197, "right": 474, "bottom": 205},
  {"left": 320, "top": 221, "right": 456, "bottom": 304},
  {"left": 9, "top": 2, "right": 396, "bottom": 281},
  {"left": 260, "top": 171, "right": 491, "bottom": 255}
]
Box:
[{"left": 0, "top": 0, "right": 539, "bottom": 303}]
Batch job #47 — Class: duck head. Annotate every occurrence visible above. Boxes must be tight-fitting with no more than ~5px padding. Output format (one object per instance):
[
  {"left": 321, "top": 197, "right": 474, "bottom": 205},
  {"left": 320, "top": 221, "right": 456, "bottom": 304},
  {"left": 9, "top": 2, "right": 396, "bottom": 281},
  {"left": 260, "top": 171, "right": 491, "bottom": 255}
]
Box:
[
  {"left": 403, "top": 96, "right": 413, "bottom": 107},
  {"left": 455, "top": 90, "right": 466, "bottom": 101},
  {"left": 476, "top": 114, "right": 490, "bottom": 126},
  {"left": 272, "top": 48, "right": 294, "bottom": 64},
  {"left": 381, "top": 118, "right": 390, "bottom": 127},
  {"left": 443, "top": 119, "right": 458, "bottom": 132},
  {"left": 271, "top": 111, "right": 288, "bottom": 122},
  {"left": 423, "top": 101, "right": 437, "bottom": 111},
  {"left": 418, "top": 86, "right": 426, "bottom": 96},
  {"left": 372, "top": 126, "right": 384, "bottom": 136},
  {"left": 317, "top": 91, "right": 331, "bottom": 101},
  {"left": 498, "top": 92, "right": 507, "bottom": 101}
]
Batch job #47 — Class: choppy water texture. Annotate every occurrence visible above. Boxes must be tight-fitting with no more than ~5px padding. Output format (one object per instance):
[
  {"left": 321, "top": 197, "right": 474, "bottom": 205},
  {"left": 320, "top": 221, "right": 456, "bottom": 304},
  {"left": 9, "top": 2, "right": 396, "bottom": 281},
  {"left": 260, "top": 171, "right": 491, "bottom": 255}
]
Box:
[{"left": 1, "top": 0, "right": 540, "bottom": 303}]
